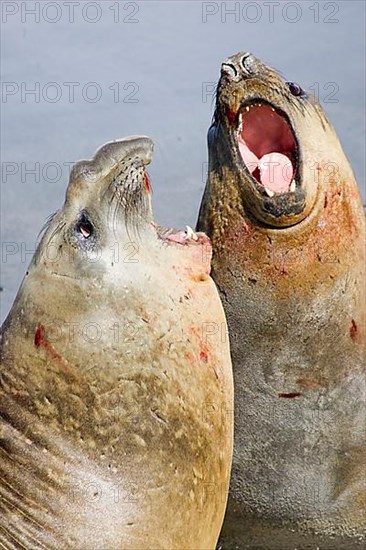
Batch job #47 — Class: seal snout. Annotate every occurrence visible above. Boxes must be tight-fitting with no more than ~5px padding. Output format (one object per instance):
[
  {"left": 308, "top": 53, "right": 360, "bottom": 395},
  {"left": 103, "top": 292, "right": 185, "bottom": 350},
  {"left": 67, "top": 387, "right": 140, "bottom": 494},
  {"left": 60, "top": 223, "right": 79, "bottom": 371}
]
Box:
[
  {"left": 221, "top": 52, "right": 257, "bottom": 81},
  {"left": 95, "top": 136, "right": 154, "bottom": 171},
  {"left": 60, "top": 136, "right": 157, "bottom": 239},
  {"left": 67, "top": 136, "right": 153, "bottom": 187}
]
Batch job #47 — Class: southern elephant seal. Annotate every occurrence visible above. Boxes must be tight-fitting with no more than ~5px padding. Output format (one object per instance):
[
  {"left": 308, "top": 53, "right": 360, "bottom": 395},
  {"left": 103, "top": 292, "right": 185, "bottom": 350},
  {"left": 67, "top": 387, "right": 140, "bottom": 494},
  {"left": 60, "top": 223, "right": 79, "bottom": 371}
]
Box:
[
  {"left": 197, "top": 52, "right": 365, "bottom": 549},
  {"left": 0, "top": 137, "right": 234, "bottom": 549}
]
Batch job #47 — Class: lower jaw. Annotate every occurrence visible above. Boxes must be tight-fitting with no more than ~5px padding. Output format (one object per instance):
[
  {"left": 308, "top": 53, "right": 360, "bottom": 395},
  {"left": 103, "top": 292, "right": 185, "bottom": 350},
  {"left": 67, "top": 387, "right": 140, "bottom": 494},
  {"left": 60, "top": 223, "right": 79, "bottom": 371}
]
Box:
[{"left": 235, "top": 172, "right": 307, "bottom": 226}]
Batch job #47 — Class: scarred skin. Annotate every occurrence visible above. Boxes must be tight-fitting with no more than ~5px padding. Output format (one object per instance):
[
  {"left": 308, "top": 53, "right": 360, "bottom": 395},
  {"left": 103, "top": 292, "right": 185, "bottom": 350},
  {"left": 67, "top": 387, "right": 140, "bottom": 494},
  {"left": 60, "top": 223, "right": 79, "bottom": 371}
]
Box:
[
  {"left": 197, "top": 53, "right": 366, "bottom": 549},
  {"left": 0, "top": 137, "right": 234, "bottom": 549}
]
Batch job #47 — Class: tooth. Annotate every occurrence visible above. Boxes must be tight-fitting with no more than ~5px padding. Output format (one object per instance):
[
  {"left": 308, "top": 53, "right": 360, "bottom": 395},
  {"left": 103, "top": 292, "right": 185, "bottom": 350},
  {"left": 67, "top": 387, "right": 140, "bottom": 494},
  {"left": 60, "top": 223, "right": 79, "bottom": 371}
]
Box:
[
  {"left": 185, "top": 225, "right": 198, "bottom": 240},
  {"left": 258, "top": 103, "right": 262, "bottom": 107},
  {"left": 290, "top": 180, "right": 296, "bottom": 192},
  {"left": 185, "top": 225, "right": 194, "bottom": 238},
  {"left": 237, "top": 113, "right": 243, "bottom": 132},
  {"left": 271, "top": 107, "right": 275, "bottom": 112},
  {"left": 264, "top": 187, "right": 275, "bottom": 197},
  {"left": 246, "top": 106, "right": 250, "bottom": 112}
]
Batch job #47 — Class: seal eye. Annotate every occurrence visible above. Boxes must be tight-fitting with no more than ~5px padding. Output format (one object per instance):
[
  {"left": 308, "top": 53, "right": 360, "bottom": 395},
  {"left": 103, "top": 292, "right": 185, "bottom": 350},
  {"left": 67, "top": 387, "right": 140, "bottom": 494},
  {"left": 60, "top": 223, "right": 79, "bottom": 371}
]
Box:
[
  {"left": 76, "top": 213, "right": 94, "bottom": 239},
  {"left": 79, "top": 223, "right": 92, "bottom": 238},
  {"left": 287, "top": 82, "right": 305, "bottom": 97}
]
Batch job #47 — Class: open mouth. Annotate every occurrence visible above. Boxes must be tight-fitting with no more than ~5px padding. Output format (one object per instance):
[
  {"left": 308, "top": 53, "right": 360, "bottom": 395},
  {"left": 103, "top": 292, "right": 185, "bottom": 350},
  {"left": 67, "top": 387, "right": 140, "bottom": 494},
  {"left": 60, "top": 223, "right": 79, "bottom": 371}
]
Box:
[
  {"left": 156, "top": 224, "right": 210, "bottom": 246},
  {"left": 236, "top": 102, "right": 299, "bottom": 197}
]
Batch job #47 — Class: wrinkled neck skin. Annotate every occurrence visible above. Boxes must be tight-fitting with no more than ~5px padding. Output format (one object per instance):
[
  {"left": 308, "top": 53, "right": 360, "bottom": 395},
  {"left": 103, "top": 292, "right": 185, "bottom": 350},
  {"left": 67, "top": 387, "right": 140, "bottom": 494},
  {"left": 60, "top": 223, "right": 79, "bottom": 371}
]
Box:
[
  {"left": 197, "top": 54, "right": 366, "bottom": 547},
  {"left": 0, "top": 223, "right": 227, "bottom": 550}
]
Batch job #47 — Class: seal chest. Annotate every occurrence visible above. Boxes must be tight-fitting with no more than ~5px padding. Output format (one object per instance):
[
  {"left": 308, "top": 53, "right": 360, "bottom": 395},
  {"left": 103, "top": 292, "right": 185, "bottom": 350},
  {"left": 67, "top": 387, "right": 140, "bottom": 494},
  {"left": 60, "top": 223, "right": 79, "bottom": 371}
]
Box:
[
  {"left": 0, "top": 137, "right": 234, "bottom": 549},
  {"left": 197, "top": 52, "right": 366, "bottom": 548}
]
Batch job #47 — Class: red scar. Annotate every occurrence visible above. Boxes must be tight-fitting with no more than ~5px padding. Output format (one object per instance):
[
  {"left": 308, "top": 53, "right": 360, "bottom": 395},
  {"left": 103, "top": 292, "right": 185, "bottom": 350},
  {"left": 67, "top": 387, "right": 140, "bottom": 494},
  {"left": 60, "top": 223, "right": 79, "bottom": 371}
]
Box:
[
  {"left": 226, "top": 107, "right": 236, "bottom": 126},
  {"left": 278, "top": 392, "right": 302, "bottom": 399},
  {"left": 144, "top": 171, "right": 151, "bottom": 193}
]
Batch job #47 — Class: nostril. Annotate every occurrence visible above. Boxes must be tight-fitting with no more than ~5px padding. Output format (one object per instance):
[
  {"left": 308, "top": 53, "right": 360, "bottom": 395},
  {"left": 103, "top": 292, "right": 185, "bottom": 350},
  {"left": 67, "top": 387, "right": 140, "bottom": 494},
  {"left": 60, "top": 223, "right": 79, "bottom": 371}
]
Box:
[
  {"left": 241, "top": 53, "right": 255, "bottom": 74},
  {"left": 221, "top": 63, "right": 238, "bottom": 78}
]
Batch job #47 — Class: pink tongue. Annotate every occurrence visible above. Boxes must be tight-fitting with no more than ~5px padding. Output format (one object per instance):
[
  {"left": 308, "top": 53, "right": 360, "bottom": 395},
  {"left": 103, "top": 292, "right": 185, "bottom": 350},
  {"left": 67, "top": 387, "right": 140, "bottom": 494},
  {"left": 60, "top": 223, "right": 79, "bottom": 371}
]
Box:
[
  {"left": 238, "top": 138, "right": 293, "bottom": 193},
  {"left": 259, "top": 152, "right": 293, "bottom": 192}
]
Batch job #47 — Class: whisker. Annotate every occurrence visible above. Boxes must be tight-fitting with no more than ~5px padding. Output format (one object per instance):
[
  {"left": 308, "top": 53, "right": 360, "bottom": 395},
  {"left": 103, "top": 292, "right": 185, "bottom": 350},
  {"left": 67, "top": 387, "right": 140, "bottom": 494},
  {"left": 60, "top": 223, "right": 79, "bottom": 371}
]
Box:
[{"left": 37, "top": 211, "right": 58, "bottom": 243}]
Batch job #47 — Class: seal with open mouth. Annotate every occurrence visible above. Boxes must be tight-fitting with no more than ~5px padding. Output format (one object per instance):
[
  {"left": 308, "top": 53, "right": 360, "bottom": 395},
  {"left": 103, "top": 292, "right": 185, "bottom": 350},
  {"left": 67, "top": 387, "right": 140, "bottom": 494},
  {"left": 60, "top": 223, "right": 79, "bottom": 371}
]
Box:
[
  {"left": 197, "top": 53, "right": 366, "bottom": 548},
  {"left": 0, "top": 137, "right": 234, "bottom": 549}
]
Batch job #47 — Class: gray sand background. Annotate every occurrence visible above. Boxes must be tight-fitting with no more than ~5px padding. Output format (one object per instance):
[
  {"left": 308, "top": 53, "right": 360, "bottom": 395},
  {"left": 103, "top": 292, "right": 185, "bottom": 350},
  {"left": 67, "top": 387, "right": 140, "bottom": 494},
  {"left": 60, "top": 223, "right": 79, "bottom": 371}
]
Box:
[{"left": 1, "top": 0, "right": 365, "bottom": 322}]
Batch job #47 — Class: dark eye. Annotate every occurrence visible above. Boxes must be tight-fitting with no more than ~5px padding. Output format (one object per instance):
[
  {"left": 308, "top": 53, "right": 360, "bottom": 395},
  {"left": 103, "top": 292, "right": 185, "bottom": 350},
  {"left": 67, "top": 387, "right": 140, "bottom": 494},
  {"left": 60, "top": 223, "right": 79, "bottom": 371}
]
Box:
[
  {"left": 76, "top": 212, "right": 94, "bottom": 239},
  {"left": 287, "top": 82, "right": 305, "bottom": 97}
]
